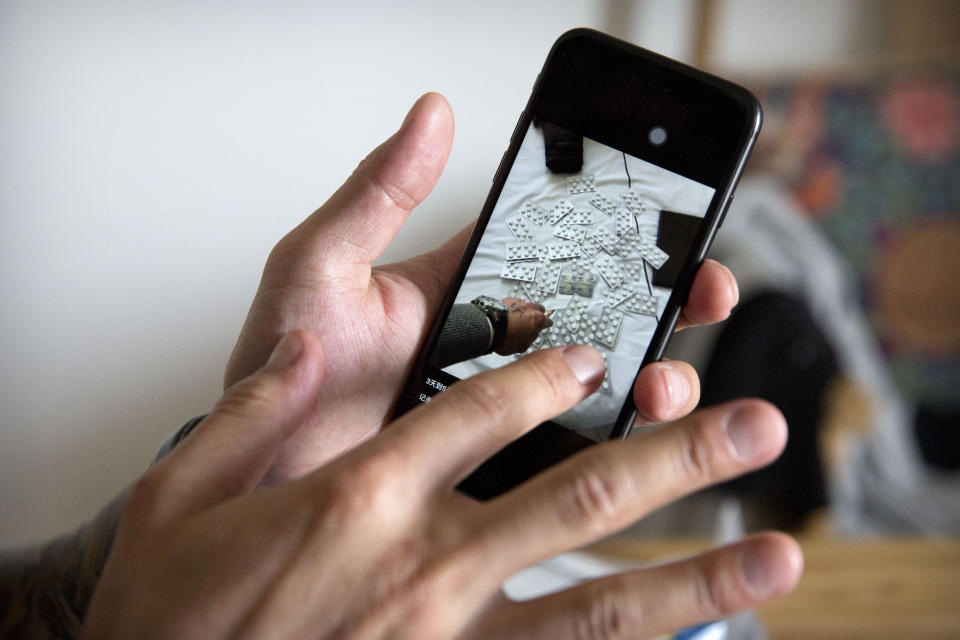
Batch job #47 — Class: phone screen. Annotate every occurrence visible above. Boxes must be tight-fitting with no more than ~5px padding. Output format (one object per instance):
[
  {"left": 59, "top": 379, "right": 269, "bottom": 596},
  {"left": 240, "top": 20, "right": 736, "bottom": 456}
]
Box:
[
  {"left": 395, "top": 30, "right": 759, "bottom": 498},
  {"left": 420, "top": 121, "right": 715, "bottom": 442}
]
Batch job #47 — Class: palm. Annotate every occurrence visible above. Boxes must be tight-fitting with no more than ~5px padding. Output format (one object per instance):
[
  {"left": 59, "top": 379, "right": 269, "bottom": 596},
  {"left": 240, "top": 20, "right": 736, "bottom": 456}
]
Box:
[{"left": 225, "top": 240, "right": 464, "bottom": 480}]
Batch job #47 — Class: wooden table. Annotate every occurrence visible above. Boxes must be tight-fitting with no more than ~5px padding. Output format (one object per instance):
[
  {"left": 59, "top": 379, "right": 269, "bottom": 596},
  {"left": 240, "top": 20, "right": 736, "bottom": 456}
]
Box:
[{"left": 591, "top": 536, "right": 960, "bottom": 639}]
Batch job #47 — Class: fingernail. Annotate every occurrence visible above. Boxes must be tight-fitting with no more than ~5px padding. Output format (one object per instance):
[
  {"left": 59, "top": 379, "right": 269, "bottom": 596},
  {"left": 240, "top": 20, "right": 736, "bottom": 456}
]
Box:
[
  {"left": 726, "top": 405, "right": 767, "bottom": 462},
  {"left": 267, "top": 332, "right": 303, "bottom": 369},
  {"left": 562, "top": 345, "right": 605, "bottom": 385},
  {"left": 740, "top": 541, "right": 782, "bottom": 599},
  {"left": 661, "top": 364, "right": 690, "bottom": 412},
  {"left": 727, "top": 268, "right": 740, "bottom": 307}
]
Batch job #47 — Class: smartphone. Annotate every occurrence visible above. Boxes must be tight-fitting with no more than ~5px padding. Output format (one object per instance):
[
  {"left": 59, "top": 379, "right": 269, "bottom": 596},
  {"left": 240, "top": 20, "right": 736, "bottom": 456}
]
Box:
[{"left": 394, "top": 29, "right": 761, "bottom": 500}]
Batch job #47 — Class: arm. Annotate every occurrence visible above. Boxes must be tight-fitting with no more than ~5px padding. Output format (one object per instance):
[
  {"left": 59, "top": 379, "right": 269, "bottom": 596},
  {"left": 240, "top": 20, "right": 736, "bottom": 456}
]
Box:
[
  {"left": 428, "top": 303, "right": 494, "bottom": 369},
  {"left": 0, "top": 492, "right": 125, "bottom": 639}
]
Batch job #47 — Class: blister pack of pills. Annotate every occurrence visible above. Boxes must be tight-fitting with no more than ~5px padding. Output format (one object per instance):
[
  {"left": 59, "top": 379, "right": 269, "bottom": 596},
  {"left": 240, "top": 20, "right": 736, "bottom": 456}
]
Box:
[
  {"left": 615, "top": 209, "right": 638, "bottom": 236},
  {"left": 564, "top": 209, "right": 594, "bottom": 225},
  {"left": 505, "top": 214, "right": 535, "bottom": 241},
  {"left": 589, "top": 192, "right": 619, "bottom": 217},
  {"left": 592, "top": 306, "right": 624, "bottom": 350},
  {"left": 548, "top": 199, "right": 575, "bottom": 225},
  {"left": 530, "top": 261, "right": 563, "bottom": 297},
  {"left": 499, "top": 261, "right": 537, "bottom": 282},
  {"left": 566, "top": 174, "right": 597, "bottom": 194},
  {"left": 620, "top": 190, "right": 647, "bottom": 215},
  {"left": 621, "top": 293, "right": 659, "bottom": 317},
  {"left": 557, "top": 271, "right": 597, "bottom": 297},
  {"left": 546, "top": 240, "right": 582, "bottom": 260},
  {"left": 554, "top": 223, "right": 587, "bottom": 244},
  {"left": 602, "top": 285, "right": 637, "bottom": 307},
  {"left": 594, "top": 253, "right": 624, "bottom": 288},
  {"left": 519, "top": 200, "right": 550, "bottom": 226},
  {"left": 505, "top": 242, "right": 539, "bottom": 262}
]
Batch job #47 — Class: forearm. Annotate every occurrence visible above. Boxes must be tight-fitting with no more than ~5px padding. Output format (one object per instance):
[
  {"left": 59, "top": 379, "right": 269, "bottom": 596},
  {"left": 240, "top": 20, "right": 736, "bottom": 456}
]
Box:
[
  {"left": 428, "top": 303, "right": 494, "bottom": 369},
  {"left": 0, "top": 490, "right": 127, "bottom": 638}
]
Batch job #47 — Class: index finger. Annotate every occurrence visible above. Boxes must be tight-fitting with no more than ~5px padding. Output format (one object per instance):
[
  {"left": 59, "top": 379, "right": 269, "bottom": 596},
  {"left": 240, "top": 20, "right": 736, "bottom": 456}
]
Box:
[{"left": 371, "top": 346, "right": 605, "bottom": 492}]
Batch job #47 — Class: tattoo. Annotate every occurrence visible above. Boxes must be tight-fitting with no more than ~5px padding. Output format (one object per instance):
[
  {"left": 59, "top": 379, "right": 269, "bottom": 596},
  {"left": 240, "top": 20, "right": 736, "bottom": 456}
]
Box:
[{"left": 0, "top": 491, "right": 126, "bottom": 639}]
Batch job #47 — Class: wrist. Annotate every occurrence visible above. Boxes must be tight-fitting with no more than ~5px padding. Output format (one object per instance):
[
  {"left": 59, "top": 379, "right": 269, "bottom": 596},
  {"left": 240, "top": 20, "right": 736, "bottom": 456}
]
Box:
[{"left": 470, "top": 296, "right": 509, "bottom": 353}]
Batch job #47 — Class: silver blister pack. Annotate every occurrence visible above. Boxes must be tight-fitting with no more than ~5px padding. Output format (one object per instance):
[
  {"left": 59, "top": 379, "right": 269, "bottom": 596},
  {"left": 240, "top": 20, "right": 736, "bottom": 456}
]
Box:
[
  {"left": 602, "top": 285, "right": 637, "bottom": 307},
  {"left": 589, "top": 192, "right": 619, "bottom": 216},
  {"left": 621, "top": 293, "right": 659, "bottom": 317},
  {"left": 593, "top": 306, "right": 624, "bottom": 350},
  {"left": 566, "top": 174, "right": 597, "bottom": 194},
  {"left": 546, "top": 240, "right": 582, "bottom": 260},
  {"left": 594, "top": 253, "right": 624, "bottom": 288},
  {"left": 615, "top": 209, "right": 638, "bottom": 236},
  {"left": 505, "top": 241, "right": 539, "bottom": 262},
  {"left": 620, "top": 190, "right": 647, "bottom": 215},
  {"left": 519, "top": 199, "right": 551, "bottom": 226},
  {"left": 557, "top": 271, "right": 597, "bottom": 297},
  {"left": 565, "top": 209, "right": 594, "bottom": 225},
  {"left": 505, "top": 214, "right": 535, "bottom": 241},
  {"left": 548, "top": 199, "right": 575, "bottom": 225},
  {"left": 554, "top": 223, "right": 587, "bottom": 244},
  {"left": 499, "top": 261, "right": 537, "bottom": 282}
]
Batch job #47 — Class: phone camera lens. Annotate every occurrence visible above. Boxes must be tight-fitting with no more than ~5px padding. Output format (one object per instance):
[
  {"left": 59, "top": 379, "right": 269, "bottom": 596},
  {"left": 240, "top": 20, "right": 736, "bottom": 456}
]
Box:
[{"left": 648, "top": 126, "right": 667, "bottom": 146}]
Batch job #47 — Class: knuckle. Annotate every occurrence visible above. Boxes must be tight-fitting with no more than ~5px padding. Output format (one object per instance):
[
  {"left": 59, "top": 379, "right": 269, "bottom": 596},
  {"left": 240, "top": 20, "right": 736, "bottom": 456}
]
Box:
[
  {"left": 325, "top": 453, "right": 400, "bottom": 520},
  {"left": 125, "top": 469, "right": 170, "bottom": 525},
  {"left": 689, "top": 561, "right": 732, "bottom": 619},
  {"left": 448, "top": 376, "right": 511, "bottom": 428},
  {"left": 574, "top": 583, "right": 630, "bottom": 640},
  {"left": 674, "top": 419, "right": 717, "bottom": 486},
  {"left": 525, "top": 351, "right": 573, "bottom": 405},
  {"left": 555, "top": 455, "right": 627, "bottom": 535}
]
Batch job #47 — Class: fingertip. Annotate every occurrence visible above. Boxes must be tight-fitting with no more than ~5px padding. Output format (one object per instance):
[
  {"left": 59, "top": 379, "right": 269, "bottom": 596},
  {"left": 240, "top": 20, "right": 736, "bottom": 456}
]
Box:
[
  {"left": 561, "top": 344, "right": 605, "bottom": 386},
  {"left": 632, "top": 361, "right": 700, "bottom": 424},
  {"left": 724, "top": 399, "right": 788, "bottom": 466},
  {"left": 269, "top": 330, "right": 325, "bottom": 391},
  {"left": 681, "top": 260, "right": 739, "bottom": 329},
  {"left": 740, "top": 532, "right": 804, "bottom": 601}
]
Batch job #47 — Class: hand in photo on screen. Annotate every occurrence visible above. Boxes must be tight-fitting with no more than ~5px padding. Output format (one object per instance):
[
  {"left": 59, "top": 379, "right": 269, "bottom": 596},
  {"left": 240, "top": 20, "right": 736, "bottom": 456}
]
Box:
[
  {"left": 497, "top": 297, "right": 553, "bottom": 355},
  {"left": 224, "top": 93, "right": 741, "bottom": 481}
]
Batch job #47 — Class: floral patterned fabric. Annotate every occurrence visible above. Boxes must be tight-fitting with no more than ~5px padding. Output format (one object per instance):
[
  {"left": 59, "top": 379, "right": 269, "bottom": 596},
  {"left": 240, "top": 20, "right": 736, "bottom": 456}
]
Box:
[{"left": 750, "top": 69, "right": 960, "bottom": 407}]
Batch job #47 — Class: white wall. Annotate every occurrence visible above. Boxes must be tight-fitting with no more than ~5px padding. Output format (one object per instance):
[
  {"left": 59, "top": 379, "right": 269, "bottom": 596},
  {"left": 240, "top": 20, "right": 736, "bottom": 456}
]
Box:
[{"left": 0, "top": 0, "right": 867, "bottom": 547}]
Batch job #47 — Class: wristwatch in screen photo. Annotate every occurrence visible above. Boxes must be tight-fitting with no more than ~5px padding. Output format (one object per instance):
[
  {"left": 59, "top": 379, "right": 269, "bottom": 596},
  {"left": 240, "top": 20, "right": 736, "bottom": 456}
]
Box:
[{"left": 470, "top": 295, "right": 509, "bottom": 353}]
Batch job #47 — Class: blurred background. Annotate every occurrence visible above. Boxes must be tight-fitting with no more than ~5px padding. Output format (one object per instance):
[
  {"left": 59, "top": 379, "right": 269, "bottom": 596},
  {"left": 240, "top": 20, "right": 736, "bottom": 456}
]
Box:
[{"left": 1, "top": 0, "right": 958, "bottom": 635}]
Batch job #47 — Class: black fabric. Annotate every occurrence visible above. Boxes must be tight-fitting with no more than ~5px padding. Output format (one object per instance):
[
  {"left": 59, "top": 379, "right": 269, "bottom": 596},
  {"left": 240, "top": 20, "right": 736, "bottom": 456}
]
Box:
[
  {"left": 914, "top": 406, "right": 960, "bottom": 471},
  {"left": 653, "top": 210, "right": 702, "bottom": 289},
  {"left": 428, "top": 303, "right": 493, "bottom": 369},
  {"left": 539, "top": 121, "right": 583, "bottom": 174},
  {"left": 700, "top": 291, "right": 838, "bottom": 529}
]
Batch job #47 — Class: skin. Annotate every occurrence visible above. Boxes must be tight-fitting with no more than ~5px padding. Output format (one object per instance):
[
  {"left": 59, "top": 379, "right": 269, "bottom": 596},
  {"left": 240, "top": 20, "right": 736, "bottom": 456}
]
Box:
[
  {"left": 1, "top": 93, "right": 800, "bottom": 639},
  {"left": 223, "top": 92, "right": 740, "bottom": 482},
  {"left": 83, "top": 331, "right": 802, "bottom": 639},
  {"left": 497, "top": 297, "right": 553, "bottom": 356}
]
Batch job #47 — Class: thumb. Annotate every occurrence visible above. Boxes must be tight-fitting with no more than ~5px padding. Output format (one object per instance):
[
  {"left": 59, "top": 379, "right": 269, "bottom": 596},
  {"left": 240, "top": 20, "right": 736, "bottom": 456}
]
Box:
[
  {"left": 154, "top": 330, "right": 324, "bottom": 517},
  {"left": 288, "top": 92, "right": 455, "bottom": 269}
]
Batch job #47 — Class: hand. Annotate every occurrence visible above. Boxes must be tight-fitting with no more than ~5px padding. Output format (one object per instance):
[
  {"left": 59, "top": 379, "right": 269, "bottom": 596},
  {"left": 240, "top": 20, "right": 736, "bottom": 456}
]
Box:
[
  {"left": 84, "top": 330, "right": 801, "bottom": 639},
  {"left": 495, "top": 297, "right": 553, "bottom": 356},
  {"left": 224, "top": 92, "right": 739, "bottom": 481}
]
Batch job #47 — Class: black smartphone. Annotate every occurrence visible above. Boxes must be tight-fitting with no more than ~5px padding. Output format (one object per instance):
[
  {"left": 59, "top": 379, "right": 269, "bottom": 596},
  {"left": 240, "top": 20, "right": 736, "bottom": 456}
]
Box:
[{"left": 394, "top": 29, "right": 761, "bottom": 500}]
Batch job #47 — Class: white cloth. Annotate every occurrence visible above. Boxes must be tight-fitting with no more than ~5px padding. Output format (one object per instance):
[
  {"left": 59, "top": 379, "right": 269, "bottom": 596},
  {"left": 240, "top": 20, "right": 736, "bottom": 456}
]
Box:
[{"left": 444, "top": 123, "right": 714, "bottom": 439}]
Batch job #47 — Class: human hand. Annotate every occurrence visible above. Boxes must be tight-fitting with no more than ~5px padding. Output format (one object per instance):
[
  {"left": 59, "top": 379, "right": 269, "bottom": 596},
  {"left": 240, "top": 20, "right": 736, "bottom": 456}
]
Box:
[
  {"left": 84, "top": 330, "right": 801, "bottom": 639},
  {"left": 224, "top": 92, "right": 739, "bottom": 482},
  {"left": 495, "top": 297, "right": 553, "bottom": 356}
]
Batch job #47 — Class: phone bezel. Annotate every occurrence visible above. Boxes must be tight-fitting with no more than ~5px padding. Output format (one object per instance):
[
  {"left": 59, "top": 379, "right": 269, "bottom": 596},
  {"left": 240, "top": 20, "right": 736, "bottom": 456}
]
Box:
[{"left": 394, "top": 29, "right": 762, "bottom": 500}]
